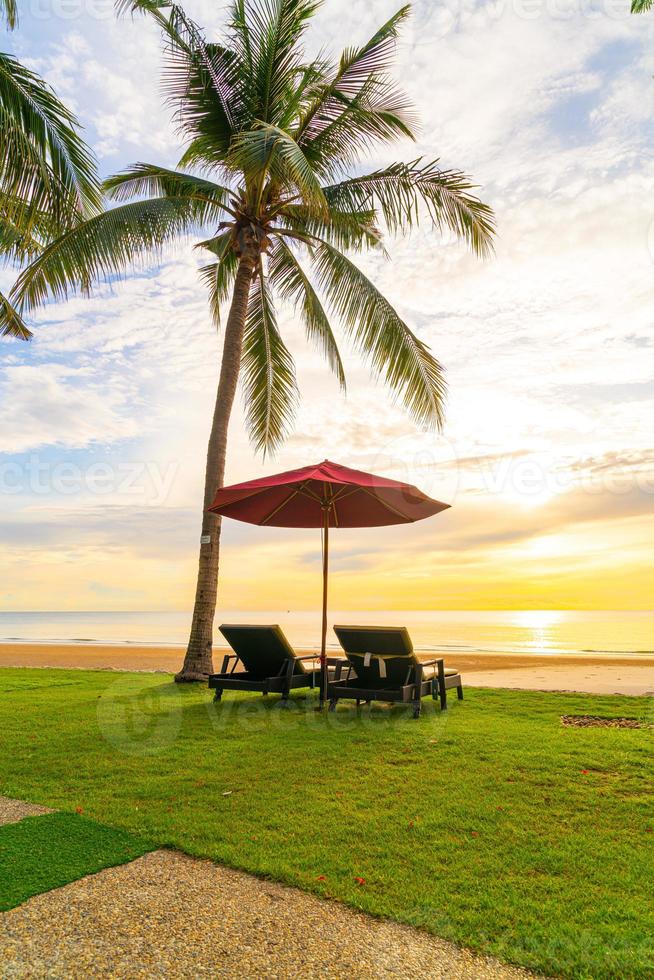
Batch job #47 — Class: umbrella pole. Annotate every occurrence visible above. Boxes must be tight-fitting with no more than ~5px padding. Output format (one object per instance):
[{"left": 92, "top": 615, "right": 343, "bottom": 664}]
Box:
[{"left": 320, "top": 508, "right": 329, "bottom": 707}]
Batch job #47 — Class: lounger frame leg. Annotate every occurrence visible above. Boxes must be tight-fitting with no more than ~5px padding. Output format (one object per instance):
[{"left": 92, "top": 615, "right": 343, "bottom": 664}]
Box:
[
  {"left": 328, "top": 697, "right": 338, "bottom": 712},
  {"left": 457, "top": 683, "right": 464, "bottom": 700},
  {"left": 437, "top": 660, "right": 447, "bottom": 710},
  {"left": 213, "top": 689, "right": 223, "bottom": 702},
  {"left": 279, "top": 658, "right": 296, "bottom": 706},
  {"left": 413, "top": 663, "right": 424, "bottom": 719}
]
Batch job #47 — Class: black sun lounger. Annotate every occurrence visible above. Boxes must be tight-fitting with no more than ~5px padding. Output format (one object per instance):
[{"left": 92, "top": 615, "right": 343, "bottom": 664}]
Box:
[
  {"left": 208, "top": 624, "right": 322, "bottom": 702},
  {"left": 328, "top": 625, "right": 463, "bottom": 718}
]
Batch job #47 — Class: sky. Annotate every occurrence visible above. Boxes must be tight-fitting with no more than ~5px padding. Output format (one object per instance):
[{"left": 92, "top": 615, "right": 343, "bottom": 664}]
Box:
[{"left": 1, "top": 0, "right": 654, "bottom": 614}]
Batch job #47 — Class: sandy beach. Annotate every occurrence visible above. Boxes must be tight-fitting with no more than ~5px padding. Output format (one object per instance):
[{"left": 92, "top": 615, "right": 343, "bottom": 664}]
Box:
[{"left": 0, "top": 643, "right": 652, "bottom": 696}]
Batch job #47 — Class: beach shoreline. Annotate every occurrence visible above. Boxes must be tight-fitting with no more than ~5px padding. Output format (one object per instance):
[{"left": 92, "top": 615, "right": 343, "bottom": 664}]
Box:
[{"left": 1, "top": 643, "right": 652, "bottom": 696}]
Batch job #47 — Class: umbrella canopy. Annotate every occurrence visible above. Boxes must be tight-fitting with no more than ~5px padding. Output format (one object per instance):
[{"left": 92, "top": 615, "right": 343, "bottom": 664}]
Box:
[
  {"left": 209, "top": 460, "right": 450, "bottom": 702},
  {"left": 208, "top": 459, "right": 449, "bottom": 527}
]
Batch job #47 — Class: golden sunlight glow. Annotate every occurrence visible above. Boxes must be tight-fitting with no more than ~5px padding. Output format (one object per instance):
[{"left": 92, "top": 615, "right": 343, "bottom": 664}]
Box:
[
  {"left": 524, "top": 534, "right": 571, "bottom": 558},
  {"left": 496, "top": 481, "right": 560, "bottom": 511},
  {"left": 510, "top": 610, "right": 564, "bottom": 631},
  {"left": 4, "top": 500, "right": 654, "bottom": 612}
]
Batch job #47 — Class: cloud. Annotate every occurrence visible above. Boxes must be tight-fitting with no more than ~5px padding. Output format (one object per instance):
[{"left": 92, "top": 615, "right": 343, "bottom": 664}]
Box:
[
  {"left": 0, "top": 364, "right": 140, "bottom": 453},
  {"left": 20, "top": 21, "right": 177, "bottom": 165},
  {"left": 2, "top": 0, "right": 654, "bottom": 610},
  {"left": 0, "top": 504, "right": 196, "bottom": 559}
]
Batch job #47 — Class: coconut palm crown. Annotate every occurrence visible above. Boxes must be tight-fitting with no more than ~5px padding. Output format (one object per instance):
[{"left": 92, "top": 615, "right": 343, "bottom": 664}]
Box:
[
  {"left": 0, "top": 0, "right": 101, "bottom": 338},
  {"left": 2, "top": 0, "right": 495, "bottom": 680}
]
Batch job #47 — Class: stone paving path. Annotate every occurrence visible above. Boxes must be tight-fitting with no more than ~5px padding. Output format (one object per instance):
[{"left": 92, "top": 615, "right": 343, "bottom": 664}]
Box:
[
  {"left": 0, "top": 800, "right": 539, "bottom": 979},
  {"left": 0, "top": 796, "right": 51, "bottom": 826}
]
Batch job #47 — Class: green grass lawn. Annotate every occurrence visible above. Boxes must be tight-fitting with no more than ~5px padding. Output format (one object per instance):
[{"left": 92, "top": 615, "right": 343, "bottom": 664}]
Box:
[
  {"left": 0, "top": 668, "right": 651, "bottom": 978},
  {"left": 0, "top": 811, "right": 152, "bottom": 911}
]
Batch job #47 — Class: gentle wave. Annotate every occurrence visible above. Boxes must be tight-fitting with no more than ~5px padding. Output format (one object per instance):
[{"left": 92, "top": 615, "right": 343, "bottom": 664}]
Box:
[
  {"left": 582, "top": 648, "right": 654, "bottom": 656},
  {"left": 2, "top": 635, "right": 654, "bottom": 660},
  {"left": 1, "top": 610, "right": 653, "bottom": 660},
  {"left": 0, "top": 636, "right": 186, "bottom": 648}
]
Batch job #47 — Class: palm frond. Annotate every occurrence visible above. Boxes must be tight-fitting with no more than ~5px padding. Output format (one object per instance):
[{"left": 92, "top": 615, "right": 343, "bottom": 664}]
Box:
[
  {"left": 277, "top": 201, "right": 381, "bottom": 252},
  {"left": 272, "top": 226, "right": 318, "bottom": 249},
  {"left": 121, "top": 0, "right": 247, "bottom": 152},
  {"left": 177, "top": 136, "right": 233, "bottom": 174},
  {"left": 0, "top": 288, "right": 31, "bottom": 339},
  {"left": 297, "top": 4, "right": 411, "bottom": 143},
  {"left": 229, "top": 0, "right": 255, "bottom": 74},
  {"left": 0, "top": 52, "right": 101, "bottom": 226},
  {"left": 278, "top": 55, "right": 330, "bottom": 130},
  {"left": 0, "top": 212, "right": 42, "bottom": 263},
  {"left": 197, "top": 230, "right": 238, "bottom": 326},
  {"left": 304, "top": 76, "right": 416, "bottom": 178},
  {"left": 116, "top": 0, "right": 196, "bottom": 53},
  {"left": 0, "top": 187, "right": 59, "bottom": 247},
  {"left": 1, "top": 0, "right": 17, "bottom": 28},
  {"left": 239, "top": 0, "right": 321, "bottom": 123},
  {"left": 324, "top": 160, "right": 495, "bottom": 257},
  {"left": 115, "top": 0, "right": 172, "bottom": 18},
  {"left": 313, "top": 239, "right": 446, "bottom": 429},
  {"left": 268, "top": 237, "right": 345, "bottom": 388},
  {"left": 104, "top": 163, "right": 233, "bottom": 205},
  {"left": 293, "top": 6, "right": 417, "bottom": 177},
  {"left": 241, "top": 253, "right": 298, "bottom": 453},
  {"left": 163, "top": 40, "right": 244, "bottom": 147},
  {"left": 6, "top": 196, "right": 220, "bottom": 319},
  {"left": 227, "top": 122, "right": 325, "bottom": 207},
  {"left": 294, "top": 9, "right": 415, "bottom": 179},
  {"left": 631, "top": 0, "right": 653, "bottom": 10}
]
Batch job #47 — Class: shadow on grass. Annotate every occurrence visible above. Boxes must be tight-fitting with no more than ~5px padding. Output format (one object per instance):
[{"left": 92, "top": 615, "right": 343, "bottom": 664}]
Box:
[{"left": 94, "top": 673, "right": 456, "bottom": 755}]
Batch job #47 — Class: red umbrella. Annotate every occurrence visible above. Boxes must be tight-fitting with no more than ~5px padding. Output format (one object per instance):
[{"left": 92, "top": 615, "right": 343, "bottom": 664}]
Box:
[{"left": 208, "top": 459, "right": 450, "bottom": 703}]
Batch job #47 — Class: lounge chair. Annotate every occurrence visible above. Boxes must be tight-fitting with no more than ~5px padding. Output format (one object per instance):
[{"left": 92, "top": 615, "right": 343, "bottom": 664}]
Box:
[
  {"left": 208, "top": 624, "right": 326, "bottom": 703},
  {"left": 329, "top": 625, "right": 463, "bottom": 718}
]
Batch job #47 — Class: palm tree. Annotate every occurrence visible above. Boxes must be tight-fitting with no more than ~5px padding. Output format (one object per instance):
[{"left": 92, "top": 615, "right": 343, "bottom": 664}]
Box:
[
  {"left": 0, "top": 0, "right": 101, "bottom": 338},
  {"left": 1, "top": 0, "right": 495, "bottom": 680}
]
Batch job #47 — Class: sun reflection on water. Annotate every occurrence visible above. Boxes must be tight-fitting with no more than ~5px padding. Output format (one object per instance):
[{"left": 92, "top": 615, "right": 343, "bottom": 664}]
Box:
[{"left": 510, "top": 610, "right": 565, "bottom": 653}]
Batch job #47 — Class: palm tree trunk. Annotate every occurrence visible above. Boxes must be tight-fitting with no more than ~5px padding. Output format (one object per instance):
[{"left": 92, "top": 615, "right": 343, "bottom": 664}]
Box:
[{"left": 175, "top": 251, "right": 257, "bottom": 682}]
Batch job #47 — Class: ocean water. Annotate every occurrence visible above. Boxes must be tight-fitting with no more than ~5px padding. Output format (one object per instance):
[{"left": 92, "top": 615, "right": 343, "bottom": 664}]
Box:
[{"left": 0, "top": 610, "right": 653, "bottom": 658}]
